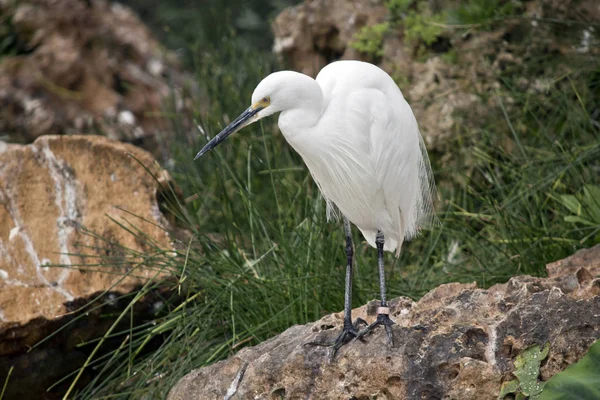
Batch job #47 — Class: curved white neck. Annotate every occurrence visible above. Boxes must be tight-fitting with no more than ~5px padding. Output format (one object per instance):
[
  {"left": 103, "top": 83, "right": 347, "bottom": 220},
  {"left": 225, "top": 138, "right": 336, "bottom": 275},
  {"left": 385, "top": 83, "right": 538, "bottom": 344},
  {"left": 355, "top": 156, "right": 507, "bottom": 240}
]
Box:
[{"left": 277, "top": 91, "right": 324, "bottom": 144}]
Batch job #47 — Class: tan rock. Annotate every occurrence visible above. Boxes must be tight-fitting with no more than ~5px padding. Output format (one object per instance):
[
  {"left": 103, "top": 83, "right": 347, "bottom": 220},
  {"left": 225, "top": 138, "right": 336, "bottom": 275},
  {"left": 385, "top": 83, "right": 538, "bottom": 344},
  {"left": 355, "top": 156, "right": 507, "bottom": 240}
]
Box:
[
  {"left": 0, "top": 135, "right": 173, "bottom": 342},
  {"left": 168, "top": 245, "right": 600, "bottom": 400},
  {"left": 0, "top": 134, "right": 180, "bottom": 399},
  {"left": 546, "top": 243, "right": 600, "bottom": 278}
]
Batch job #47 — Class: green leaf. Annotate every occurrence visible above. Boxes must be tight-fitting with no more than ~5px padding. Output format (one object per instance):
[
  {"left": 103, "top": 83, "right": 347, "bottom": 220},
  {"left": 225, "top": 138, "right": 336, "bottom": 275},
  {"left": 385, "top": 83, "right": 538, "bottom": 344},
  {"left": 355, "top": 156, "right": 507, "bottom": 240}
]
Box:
[
  {"left": 558, "top": 194, "right": 581, "bottom": 215},
  {"left": 499, "top": 344, "right": 550, "bottom": 399},
  {"left": 499, "top": 379, "right": 520, "bottom": 399},
  {"left": 513, "top": 344, "right": 550, "bottom": 397},
  {"left": 582, "top": 185, "right": 600, "bottom": 224},
  {"left": 540, "top": 340, "right": 600, "bottom": 400},
  {"left": 563, "top": 216, "right": 597, "bottom": 227}
]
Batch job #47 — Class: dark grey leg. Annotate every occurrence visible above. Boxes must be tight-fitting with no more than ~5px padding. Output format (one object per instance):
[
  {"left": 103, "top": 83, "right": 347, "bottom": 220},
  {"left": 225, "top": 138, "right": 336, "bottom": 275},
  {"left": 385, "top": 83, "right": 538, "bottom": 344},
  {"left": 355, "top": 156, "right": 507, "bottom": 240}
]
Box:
[
  {"left": 342, "top": 217, "right": 356, "bottom": 328},
  {"left": 376, "top": 231, "right": 388, "bottom": 308},
  {"left": 354, "top": 231, "right": 395, "bottom": 346},
  {"left": 305, "top": 217, "right": 367, "bottom": 359}
]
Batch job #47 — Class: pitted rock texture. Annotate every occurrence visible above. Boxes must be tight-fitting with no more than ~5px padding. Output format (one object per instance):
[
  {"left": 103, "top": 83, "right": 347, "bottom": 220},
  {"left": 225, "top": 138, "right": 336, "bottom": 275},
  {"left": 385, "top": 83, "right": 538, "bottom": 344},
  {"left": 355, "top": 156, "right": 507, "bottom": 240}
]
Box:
[
  {"left": 0, "top": 135, "right": 174, "bottom": 340},
  {"left": 168, "top": 245, "right": 600, "bottom": 400},
  {"left": 0, "top": 0, "right": 192, "bottom": 156}
]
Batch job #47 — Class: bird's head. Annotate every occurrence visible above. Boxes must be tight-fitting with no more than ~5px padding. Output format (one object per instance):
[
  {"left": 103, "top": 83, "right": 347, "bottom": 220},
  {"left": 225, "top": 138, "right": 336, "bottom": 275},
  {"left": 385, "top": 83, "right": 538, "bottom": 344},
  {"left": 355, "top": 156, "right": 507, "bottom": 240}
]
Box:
[{"left": 194, "top": 71, "right": 313, "bottom": 160}]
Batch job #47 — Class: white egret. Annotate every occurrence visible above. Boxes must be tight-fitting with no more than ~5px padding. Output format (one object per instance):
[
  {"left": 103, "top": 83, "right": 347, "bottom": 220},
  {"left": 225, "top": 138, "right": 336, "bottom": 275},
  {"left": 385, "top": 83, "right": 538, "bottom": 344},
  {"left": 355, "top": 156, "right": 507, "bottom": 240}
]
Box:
[{"left": 195, "top": 60, "right": 437, "bottom": 356}]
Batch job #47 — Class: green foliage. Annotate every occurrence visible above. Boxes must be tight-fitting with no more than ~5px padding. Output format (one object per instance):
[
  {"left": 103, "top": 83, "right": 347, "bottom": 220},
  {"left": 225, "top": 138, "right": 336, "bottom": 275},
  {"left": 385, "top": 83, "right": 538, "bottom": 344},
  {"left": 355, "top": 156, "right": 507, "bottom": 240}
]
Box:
[
  {"left": 556, "top": 185, "right": 600, "bottom": 243},
  {"left": 350, "top": 22, "right": 390, "bottom": 58},
  {"left": 383, "top": 0, "right": 446, "bottom": 47},
  {"left": 384, "top": 0, "right": 413, "bottom": 20},
  {"left": 449, "top": 0, "right": 521, "bottom": 27},
  {"left": 403, "top": 6, "right": 446, "bottom": 46},
  {"left": 381, "top": 0, "right": 524, "bottom": 49},
  {"left": 441, "top": 48, "right": 458, "bottom": 64},
  {"left": 499, "top": 344, "right": 550, "bottom": 399},
  {"left": 540, "top": 340, "right": 600, "bottom": 400}
]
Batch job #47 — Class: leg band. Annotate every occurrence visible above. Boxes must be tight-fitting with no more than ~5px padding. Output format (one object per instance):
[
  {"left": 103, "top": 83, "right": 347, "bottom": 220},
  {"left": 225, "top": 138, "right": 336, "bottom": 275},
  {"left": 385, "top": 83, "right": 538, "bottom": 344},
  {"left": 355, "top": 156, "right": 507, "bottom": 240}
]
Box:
[{"left": 377, "top": 307, "right": 390, "bottom": 315}]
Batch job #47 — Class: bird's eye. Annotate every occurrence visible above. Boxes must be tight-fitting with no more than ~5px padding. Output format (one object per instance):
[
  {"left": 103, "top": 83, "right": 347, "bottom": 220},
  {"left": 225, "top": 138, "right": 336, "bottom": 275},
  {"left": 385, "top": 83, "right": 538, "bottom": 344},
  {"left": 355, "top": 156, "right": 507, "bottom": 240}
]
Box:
[{"left": 262, "top": 97, "right": 270, "bottom": 103}]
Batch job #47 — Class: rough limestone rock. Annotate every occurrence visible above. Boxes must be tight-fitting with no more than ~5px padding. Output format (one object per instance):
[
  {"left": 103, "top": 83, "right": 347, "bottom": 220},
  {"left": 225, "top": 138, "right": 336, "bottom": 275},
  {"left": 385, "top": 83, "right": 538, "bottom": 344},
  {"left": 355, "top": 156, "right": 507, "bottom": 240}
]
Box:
[
  {"left": 168, "top": 245, "right": 600, "bottom": 399},
  {"left": 272, "top": 0, "right": 600, "bottom": 149},
  {"left": 0, "top": 135, "right": 177, "bottom": 398},
  {"left": 0, "top": 0, "right": 192, "bottom": 156}
]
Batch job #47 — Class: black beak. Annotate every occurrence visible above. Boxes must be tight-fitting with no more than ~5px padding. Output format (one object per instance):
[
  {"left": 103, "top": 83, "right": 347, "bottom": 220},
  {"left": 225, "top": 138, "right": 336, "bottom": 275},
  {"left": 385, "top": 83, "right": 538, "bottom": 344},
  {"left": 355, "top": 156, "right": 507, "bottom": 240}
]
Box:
[{"left": 194, "top": 106, "right": 262, "bottom": 160}]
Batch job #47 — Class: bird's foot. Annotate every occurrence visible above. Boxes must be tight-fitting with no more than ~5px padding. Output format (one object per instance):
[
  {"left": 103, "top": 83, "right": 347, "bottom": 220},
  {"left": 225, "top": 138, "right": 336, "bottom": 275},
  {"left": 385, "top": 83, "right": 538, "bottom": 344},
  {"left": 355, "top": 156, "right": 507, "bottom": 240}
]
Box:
[
  {"left": 305, "top": 318, "right": 368, "bottom": 360},
  {"left": 354, "top": 313, "right": 396, "bottom": 347}
]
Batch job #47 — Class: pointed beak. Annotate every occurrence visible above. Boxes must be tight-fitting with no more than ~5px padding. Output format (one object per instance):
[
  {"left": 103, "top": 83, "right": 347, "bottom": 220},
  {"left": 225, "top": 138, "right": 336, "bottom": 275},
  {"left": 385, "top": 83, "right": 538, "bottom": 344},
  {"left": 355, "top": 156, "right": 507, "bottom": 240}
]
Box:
[{"left": 194, "top": 106, "right": 263, "bottom": 160}]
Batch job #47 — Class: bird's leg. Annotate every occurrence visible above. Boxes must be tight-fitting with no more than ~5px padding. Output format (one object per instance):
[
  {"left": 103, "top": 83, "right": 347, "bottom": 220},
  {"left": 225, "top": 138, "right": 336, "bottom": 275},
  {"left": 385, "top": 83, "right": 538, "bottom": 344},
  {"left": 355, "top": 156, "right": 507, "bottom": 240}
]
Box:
[
  {"left": 305, "top": 217, "right": 367, "bottom": 358},
  {"left": 354, "top": 231, "right": 395, "bottom": 346}
]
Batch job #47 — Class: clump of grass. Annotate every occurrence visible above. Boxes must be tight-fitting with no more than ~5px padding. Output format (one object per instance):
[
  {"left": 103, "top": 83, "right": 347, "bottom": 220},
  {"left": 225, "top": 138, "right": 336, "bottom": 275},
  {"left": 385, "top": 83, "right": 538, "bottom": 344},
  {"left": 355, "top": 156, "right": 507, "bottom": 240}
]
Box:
[{"left": 556, "top": 185, "right": 600, "bottom": 233}]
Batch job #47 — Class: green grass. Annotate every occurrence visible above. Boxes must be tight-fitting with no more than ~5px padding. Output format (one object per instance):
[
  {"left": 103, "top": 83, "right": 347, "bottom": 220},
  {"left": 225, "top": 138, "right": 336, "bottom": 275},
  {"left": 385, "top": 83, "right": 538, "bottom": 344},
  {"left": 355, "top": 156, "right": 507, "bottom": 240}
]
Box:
[{"left": 35, "top": 8, "right": 600, "bottom": 400}]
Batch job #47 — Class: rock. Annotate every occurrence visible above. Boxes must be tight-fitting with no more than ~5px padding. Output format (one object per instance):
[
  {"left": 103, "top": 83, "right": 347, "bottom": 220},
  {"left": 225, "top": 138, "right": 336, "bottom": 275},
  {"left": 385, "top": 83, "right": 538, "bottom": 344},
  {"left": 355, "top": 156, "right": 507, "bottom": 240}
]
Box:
[
  {"left": 0, "top": 135, "right": 177, "bottom": 398},
  {"left": 272, "top": 0, "right": 388, "bottom": 77},
  {"left": 546, "top": 244, "right": 600, "bottom": 279},
  {"left": 0, "top": 0, "right": 194, "bottom": 157},
  {"left": 168, "top": 245, "right": 600, "bottom": 400}
]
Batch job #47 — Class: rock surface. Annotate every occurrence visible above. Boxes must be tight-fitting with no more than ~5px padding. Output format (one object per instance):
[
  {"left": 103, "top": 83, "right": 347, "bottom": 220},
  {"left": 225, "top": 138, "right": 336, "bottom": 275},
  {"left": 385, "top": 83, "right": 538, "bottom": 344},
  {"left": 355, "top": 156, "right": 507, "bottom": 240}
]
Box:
[
  {"left": 0, "top": 135, "right": 174, "bottom": 329},
  {"left": 168, "top": 245, "right": 600, "bottom": 400},
  {"left": 272, "top": 0, "right": 600, "bottom": 149},
  {"left": 0, "top": 0, "right": 192, "bottom": 157},
  {"left": 0, "top": 135, "right": 177, "bottom": 398}
]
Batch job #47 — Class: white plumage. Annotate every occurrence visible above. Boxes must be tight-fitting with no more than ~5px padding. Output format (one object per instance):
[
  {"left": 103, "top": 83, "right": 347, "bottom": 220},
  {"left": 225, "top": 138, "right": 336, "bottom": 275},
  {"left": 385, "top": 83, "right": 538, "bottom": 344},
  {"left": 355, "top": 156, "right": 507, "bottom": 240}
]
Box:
[{"left": 252, "top": 60, "right": 436, "bottom": 254}]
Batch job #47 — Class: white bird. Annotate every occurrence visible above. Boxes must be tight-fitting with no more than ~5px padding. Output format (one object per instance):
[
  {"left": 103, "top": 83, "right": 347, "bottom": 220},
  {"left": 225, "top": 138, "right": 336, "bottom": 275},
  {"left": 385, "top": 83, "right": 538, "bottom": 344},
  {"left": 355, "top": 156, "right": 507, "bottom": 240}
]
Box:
[{"left": 195, "top": 60, "right": 437, "bottom": 356}]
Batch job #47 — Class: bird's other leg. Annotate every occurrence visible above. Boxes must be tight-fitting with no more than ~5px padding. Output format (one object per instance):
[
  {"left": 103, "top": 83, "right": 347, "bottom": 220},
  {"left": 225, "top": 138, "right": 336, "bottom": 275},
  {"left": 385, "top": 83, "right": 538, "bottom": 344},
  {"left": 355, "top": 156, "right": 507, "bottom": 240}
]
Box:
[
  {"left": 354, "top": 231, "right": 395, "bottom": 346},
  {"left": 305, "top": 217, "right": 367, "bottom": 359}
]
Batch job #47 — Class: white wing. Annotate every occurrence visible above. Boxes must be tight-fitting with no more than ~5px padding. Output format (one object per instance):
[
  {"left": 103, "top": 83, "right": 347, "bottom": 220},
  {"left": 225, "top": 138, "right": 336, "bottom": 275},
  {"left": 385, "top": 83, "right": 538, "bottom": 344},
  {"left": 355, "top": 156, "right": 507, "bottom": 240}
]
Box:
[
  {"left": 369, "top": 88, "right": 437, "bottom": 240},
  {"left": 311, "top": 61, "right": 437, "bottom": 253}
]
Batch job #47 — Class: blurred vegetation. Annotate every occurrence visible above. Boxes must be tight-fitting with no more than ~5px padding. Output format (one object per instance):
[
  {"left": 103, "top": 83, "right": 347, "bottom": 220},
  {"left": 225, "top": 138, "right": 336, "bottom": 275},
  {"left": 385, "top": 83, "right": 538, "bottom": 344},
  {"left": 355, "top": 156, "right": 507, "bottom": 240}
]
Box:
[
  {"left": 121, "top": 0, "right": 298, "bottom": 65},
  {"left": 0, "top": 2, "right": 31, "bottom": 59},
  {"left": 349, "top": 22, "right": 391, "bottom": 60},
  {"left": 448, "top": 0, "right": 520, "bottom": 27},
  {"left": 352, "top": 0, "right": 524, "bottom": 58},
  {"left": 33, "top": 0, "right": 600, "bottom": 398}
]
